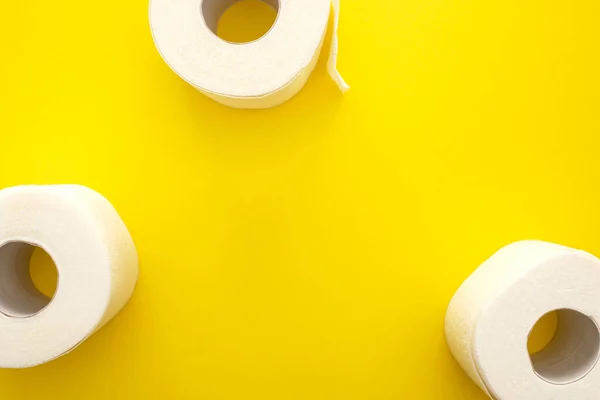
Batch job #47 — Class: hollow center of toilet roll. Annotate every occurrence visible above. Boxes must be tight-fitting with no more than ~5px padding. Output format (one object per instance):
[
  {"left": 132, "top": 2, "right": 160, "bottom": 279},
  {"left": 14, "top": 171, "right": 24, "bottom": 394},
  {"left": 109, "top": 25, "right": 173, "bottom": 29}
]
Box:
[
  {"left": 0, "top": 242, "right": 58, "bottom": 318},
  {"left": 528, "top": 309, "right": 600, "bottom": 385},
  {"left": 201, "top": 0, "right": 279, "bottom": 44}
]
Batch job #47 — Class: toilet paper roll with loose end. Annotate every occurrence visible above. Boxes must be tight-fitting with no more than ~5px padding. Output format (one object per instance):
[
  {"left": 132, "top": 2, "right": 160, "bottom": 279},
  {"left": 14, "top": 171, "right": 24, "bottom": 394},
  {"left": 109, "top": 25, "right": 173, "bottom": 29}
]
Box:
[
  {"left": 149, "top": 0, "right": 349, "bottom": 109},
  {"left": 0, "top": 185, "right": 138, "bottom": 368},
  {"left": 445, "top": 241, "right": 600, "bottom": 399}
]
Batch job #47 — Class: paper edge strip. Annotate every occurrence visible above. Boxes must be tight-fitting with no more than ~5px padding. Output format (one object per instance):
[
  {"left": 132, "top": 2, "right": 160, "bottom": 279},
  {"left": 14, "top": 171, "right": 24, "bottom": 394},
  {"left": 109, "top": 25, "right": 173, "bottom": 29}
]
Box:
[{"left": 328, "top": 0, "right": 350, "bottom": 92}]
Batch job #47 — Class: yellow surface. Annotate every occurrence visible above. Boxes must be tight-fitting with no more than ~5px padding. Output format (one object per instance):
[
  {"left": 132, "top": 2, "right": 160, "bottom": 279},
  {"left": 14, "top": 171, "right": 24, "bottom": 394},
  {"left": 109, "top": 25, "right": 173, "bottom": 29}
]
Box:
[
  {"left": 30, "top": 247, "right": 59, "bottom": 298},
  {"left": 1, "top": 0, "right": 599, "bottom": 398},
  {"left": 527, "top": 311, "right": 558, "bottom": 355}
]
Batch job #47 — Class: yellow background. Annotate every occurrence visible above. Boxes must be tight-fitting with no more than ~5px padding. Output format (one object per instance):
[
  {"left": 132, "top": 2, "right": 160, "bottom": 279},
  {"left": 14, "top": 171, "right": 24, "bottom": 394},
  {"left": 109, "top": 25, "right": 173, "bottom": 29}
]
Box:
[{"left": 1, "top": 0, "right": 599, "bottom": 398}]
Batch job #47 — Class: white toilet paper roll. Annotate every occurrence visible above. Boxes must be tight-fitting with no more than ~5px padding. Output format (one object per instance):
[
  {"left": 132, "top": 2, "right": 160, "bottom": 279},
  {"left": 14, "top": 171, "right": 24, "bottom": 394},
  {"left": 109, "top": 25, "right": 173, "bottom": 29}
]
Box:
[
  {"left": 446, "top": 241, "right": 600, "bottom": 399},
  {"left": 149, "top": 0, "right": 349, "bottom": 109},
  {"left": 0, "top": 185, "right": 138, "bottom": 368}
]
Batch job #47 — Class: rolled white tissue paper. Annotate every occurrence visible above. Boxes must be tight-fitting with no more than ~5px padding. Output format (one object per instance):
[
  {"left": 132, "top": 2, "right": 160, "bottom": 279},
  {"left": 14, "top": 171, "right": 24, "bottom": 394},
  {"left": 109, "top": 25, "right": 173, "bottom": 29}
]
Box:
[
  {"left": 0, "top": 185, "right": 138, "bottom": 368},
  {"left": 149, "top": 0, "right": 349, "bottom": 109},
  {"left": 446, "top": 241, "right": 600, "bottom": 399}
]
